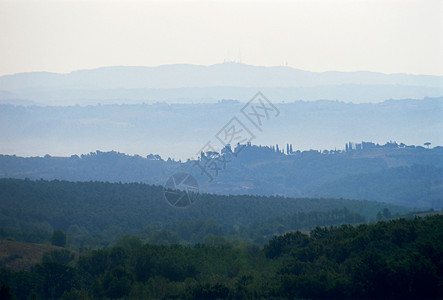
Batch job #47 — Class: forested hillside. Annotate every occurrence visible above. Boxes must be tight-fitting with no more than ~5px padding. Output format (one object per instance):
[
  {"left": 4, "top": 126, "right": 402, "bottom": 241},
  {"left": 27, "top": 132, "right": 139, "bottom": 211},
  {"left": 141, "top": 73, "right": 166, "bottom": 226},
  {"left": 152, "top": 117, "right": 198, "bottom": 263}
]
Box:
[
  {"left": 1, "top": 142, "right": 441, "bottom": 208},
  {"left": 312, "top": 164, "right": 442, "bottom": 208},
  {"left": 0, "top": 178, "right": 407, "bottom": 248},
  {"left": 1, "top": 215, "right": 441, "bottom": 299}
]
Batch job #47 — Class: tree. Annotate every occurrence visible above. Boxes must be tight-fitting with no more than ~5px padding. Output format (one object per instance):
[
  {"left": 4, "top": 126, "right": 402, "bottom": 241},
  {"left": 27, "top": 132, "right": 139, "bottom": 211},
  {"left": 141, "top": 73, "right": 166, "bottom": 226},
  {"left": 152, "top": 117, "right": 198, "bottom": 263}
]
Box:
[
  {"left": 35, "top": 262, "right": 78, "bottom": 299},
  {"left": 42, "top": 249, "right": 75, "bottom": 265},
  {"left": 382, "top": 208, "right": 392, "bottom": 219},
  {"left": 114, "top": 235, "right": 142, "bottom": 251},
  {"left": 376, "top": 211, "right": 383, "bottom": 221},
  {"left": 51, "top": 230, "right": 67, "bottom": 247},
  {"left": 424, "top": 142, "right": 431, "bottom": 149},
  {"left": 101, "top": 267, "right": 133, "bottom": 299}
]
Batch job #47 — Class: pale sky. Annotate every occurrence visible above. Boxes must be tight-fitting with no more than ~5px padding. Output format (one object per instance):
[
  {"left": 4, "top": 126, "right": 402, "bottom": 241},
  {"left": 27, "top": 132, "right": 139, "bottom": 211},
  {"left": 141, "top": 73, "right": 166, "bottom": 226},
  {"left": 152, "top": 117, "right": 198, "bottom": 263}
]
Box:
[{"left": 0, "top": 0, "right": 442, "bottom": 76}]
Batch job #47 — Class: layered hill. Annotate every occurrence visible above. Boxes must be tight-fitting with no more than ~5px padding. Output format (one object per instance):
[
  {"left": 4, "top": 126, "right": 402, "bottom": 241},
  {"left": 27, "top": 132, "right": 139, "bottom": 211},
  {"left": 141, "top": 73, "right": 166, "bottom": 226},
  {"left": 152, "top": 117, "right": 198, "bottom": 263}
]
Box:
[
  {"left": 1, "top": 63, "right": 441, "bottom": 105},
  {"left": 1, "top": 142, "right": 441, "bottom": 209}
]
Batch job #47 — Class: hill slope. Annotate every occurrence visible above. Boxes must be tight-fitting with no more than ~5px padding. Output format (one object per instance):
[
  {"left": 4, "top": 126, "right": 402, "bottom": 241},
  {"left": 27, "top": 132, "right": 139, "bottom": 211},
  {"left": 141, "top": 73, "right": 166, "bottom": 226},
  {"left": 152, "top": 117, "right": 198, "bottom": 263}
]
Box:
[
  {"left": 0, "top": 240, "right": 66, "bottom": 271},
  {"left": 0, "top": 178, "right": 408, "bottom": 244}
]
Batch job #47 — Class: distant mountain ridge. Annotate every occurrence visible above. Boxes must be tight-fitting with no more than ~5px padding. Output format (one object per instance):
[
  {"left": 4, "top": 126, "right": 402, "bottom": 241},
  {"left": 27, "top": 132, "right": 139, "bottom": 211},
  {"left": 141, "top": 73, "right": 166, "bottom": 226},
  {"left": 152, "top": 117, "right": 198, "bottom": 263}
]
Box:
[
  {"left": 1, "top": 63, "right": 442, "bottom": 105},
  {"left": 1, "top": 63, "right": 442, "bottom": 90}
]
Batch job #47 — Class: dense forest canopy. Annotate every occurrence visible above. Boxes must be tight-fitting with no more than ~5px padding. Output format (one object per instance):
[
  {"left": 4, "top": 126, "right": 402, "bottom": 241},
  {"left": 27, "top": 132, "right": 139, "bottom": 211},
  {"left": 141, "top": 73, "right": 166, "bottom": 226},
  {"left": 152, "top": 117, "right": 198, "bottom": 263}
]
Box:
[
  {"left": 0, "top": 178, "right": 408, "bottom": 248},
  {"left": 1, "top": 215, "right": 441, "bottom": 299}
]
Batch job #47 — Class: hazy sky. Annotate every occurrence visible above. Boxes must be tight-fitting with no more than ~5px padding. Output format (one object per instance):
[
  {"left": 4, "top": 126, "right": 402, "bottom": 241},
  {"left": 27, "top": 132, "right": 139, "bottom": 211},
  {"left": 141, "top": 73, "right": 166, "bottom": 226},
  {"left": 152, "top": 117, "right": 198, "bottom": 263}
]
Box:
[{"left": 0, "top": 0, "right": 442, "bottom": 76}]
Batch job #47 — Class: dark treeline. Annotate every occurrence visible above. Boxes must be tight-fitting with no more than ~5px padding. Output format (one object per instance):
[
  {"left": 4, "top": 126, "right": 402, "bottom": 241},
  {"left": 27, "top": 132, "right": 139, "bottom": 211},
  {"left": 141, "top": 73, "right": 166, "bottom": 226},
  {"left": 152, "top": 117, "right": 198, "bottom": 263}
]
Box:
[
  {"left": 1, "top": 215, "right": 442, "bottom": 299},
  {"left": 0, "top": 178, "right": 406, "bottom": 248}
]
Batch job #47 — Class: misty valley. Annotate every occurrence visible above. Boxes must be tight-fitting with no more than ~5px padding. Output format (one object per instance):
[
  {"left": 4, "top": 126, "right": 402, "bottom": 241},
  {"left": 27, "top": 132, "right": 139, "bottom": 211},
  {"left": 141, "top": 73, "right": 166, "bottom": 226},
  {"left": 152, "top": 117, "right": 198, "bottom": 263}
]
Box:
[{"left": 0, "top": 56, "right": 442, "bottom": 299}]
